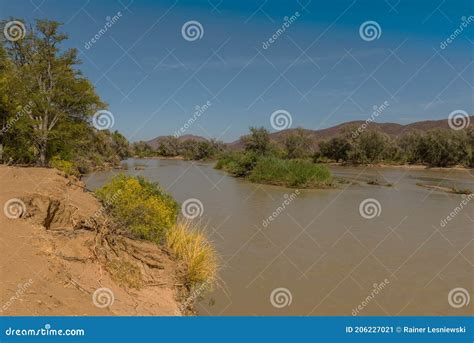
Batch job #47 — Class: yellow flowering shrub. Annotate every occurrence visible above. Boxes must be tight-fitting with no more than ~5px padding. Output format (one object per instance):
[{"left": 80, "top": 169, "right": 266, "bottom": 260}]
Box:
[{"left": 95, "top": 175, "right": 179, "bottom": 242}]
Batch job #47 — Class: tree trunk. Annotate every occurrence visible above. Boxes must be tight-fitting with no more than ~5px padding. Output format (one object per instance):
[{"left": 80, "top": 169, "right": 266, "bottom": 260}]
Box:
[{"left": 37, "top": 133, "right": 48, "bottom": 167}]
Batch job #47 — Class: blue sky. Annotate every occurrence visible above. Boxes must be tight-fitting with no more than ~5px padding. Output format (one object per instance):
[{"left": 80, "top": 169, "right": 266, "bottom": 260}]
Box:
[{"left": 1, "top": 0, "right": 473, "bottom": 142}]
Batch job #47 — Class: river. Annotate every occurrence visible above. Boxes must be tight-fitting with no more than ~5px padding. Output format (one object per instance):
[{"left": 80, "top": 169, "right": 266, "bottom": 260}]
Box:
[{"left": 85, "top": 159, "right": 473, "bottom": 316}]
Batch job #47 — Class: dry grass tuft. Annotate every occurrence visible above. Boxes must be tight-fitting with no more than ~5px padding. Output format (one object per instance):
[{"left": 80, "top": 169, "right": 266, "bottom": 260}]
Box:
[{"left": 165, "top": 219, "right": 218, "bottom": 288}]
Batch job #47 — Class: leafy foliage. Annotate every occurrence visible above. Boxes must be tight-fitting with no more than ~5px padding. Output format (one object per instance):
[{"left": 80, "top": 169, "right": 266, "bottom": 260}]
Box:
[
  {"left": 248, "top": 156, "right": 332, "bottom": 188},
  {"left": 317, "top": 128, "right": 473, "bottom": 167},
  {"left": 283, "top": 129, "right": 313, "bottom": 159},
  {"left": 95, "top": 175, "right": 179, "bottom": 242},
  {"left": 0, "top": 19, "right": 129, "bottom": 169}
]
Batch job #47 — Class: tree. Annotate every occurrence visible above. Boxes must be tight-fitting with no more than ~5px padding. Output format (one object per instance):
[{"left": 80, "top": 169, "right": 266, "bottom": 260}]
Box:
[
  {"left": 243, "top": 127, "right": 270, "bottom": 155},
  {"left": 284, "top": 128, "right": 312, "bottom": 159},
  {"left": 421, "top": 129, "right": 471, "bottom": 167},
  {"left": 319, "top": 136, "right": 351, "bottom": 162},
  {"left": 4, "top": 19, "right": 104, "bottom": 165},
  {"left": 354, "top": 131, "right": 392, "bottom": 163},
  {"left": 158, "top": 136, "right": 180, "bottom": 156},
  {"left": 133, "top": 141, "right": 154, "bottom": 157}
]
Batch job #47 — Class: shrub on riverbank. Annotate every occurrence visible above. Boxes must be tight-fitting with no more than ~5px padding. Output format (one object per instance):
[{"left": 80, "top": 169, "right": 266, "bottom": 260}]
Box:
[
  {"left": 166, "top": 220, "right": 218, "bottom": 287},
  {"left": 95, "top": 175, "right": 179, "bottom": 241},
  {"left": 95, "top": 175, "right": 217, "bottom": 289},
  {"left": 249, "top": 157, "right": 332, "bottom": 188},
  {"left": 216, "top": 152, "right": 332, "bottom": 188},
  {"left": 215, "top": 151, "right": 259, "bottom": 177}
]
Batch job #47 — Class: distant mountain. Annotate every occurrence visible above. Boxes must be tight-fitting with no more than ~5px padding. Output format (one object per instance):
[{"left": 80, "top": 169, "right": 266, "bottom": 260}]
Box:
[
  {"left": 227, "top": 116, "right": 474, "bottom": 150},
  {"left": 146, "top": 134, "right": 208, "bottom": 150}
]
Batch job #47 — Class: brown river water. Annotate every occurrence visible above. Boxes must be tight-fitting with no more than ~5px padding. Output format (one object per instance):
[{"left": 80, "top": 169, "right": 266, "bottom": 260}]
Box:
[{"left": 85, "top": 159, "right": 473, "bottom": 316}]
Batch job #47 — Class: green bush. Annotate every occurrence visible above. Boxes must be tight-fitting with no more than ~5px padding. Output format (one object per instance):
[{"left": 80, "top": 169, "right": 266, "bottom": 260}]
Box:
[
  {"left": 50, "top": 156, "right": 79, "bottom": 176},
  {"left": 248, "top": 156, "right": 332, "bottom": 188},
  {"left": 95, "top": 175, "right": 179, "bottom": 242},
  {"left": 215, "top": 151, "right": 259, "bottom": 177}
]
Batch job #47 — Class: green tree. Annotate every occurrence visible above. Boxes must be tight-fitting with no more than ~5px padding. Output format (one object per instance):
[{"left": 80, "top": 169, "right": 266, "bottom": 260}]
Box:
[
  {"left": 319, "top": 136, "right": 351, "bottom": 162},
  {"left": 158, "top": 136, "right": 180, "bottom": 156},
  {"left": 421, "top": 129, "right": 471, "bottom": 167},
  {"left": 284, "top": 129, "right": 312, "bottom": 159},
  {"left": 4, "top": 19, "right": 104, "bottom": 165},
  {"left": 243, "top": 127, "right": 271, "bottom": 155}
]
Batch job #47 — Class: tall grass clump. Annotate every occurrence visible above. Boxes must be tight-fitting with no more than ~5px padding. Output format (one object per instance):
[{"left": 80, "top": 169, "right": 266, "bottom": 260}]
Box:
[
  {"left": 166, "top": 220, "right": 218, "bottom": 288},
  {"left": 248, "top": 156, "right": 332, "bottom": 188},
  {"left": 95, "top": 174, "right": 179, "bottom": 241}
]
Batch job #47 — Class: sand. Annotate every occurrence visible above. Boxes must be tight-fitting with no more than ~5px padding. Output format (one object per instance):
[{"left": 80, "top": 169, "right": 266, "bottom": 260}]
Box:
[{"left": 0, "top": 166, "right": 183, "bottom": 316}]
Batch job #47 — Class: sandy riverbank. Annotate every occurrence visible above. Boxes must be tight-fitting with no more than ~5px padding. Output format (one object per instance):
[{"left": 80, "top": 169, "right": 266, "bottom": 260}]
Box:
[{"left": 0, "top": 166, "right": 184, "bottom": 316}]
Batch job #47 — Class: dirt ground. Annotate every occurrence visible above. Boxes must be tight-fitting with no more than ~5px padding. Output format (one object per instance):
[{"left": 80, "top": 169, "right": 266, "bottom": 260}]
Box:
[{"left": 0, "top": 166, "right": 183, "bottom": 316}]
